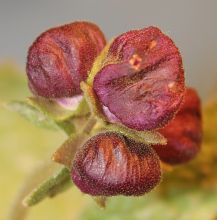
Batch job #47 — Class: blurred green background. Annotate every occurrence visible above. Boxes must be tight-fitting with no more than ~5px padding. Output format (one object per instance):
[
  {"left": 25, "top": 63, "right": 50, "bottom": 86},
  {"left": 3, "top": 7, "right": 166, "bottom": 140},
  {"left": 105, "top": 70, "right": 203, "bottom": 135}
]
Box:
[{"left": 1, "top": 0, "right": 217, "bottom": 219}]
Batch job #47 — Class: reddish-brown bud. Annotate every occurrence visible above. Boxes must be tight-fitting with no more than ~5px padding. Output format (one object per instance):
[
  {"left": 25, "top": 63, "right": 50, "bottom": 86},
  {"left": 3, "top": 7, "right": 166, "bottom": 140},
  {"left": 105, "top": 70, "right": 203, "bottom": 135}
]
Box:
[
  {"left": 27, "top": 21, "right": 106, "bottom": 98},
  {"left": 93, "top": 26, "right": 185, "bottom": 131},
  {"left": 71, "top": 132, "right": 161, "bottom": 196},
  {"left": 153, "top": 88, "right": 202, "bottom": 165}
]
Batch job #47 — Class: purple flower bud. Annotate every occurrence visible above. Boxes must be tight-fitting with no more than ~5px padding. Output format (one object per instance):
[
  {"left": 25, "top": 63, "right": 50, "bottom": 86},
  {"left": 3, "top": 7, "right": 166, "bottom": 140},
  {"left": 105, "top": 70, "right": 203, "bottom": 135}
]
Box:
[
  {"left": 153, "top": 88, "right": 202, "bottom": 164},
  {"left": 93, "top": 27, "right": 185, "bottom": 130},
  {"left": 71, "top": 132, "right": 161, "bottom": 196},
  {"left": 27, "top": 21, "right": 106, "bottom": 98}
]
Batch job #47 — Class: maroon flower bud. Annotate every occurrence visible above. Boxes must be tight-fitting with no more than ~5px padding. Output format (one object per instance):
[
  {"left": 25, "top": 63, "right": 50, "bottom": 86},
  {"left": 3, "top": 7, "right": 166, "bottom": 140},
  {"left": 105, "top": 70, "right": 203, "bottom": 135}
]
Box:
[
  {"left": 93, "top": 26, "right": 185, "bottom": 130},
  {"left": 153, "top": 88, "right": 202, "bottom": 165},
  {"left": 27, "top": 21, "right": 106, "bottom": 98},
  {"left": 71, "top": 132, "right": 161, "bottom": 196}
]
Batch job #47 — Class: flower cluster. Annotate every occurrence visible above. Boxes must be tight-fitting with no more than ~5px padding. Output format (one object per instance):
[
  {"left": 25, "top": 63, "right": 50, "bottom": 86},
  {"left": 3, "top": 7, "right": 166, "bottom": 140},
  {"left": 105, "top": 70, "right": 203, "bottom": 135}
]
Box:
[{"left": 26, "top": 21, "right": 202, "bottom": 196}]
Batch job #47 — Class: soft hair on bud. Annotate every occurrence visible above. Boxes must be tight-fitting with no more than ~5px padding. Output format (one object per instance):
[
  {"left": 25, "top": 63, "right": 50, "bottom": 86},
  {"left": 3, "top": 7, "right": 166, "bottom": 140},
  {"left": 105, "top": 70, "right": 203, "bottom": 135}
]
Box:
[
  {"left": 93, "top": 26, "right": 185, "bottom": 130},
  {"left": 71, "top": 132, "right": 161, "bottom": 196},
  {"left": 153, "top": 88, "right": 202, "bottom": 165},
  {"left": 27, "top": 21, "right": 106, "bottom": 98}
]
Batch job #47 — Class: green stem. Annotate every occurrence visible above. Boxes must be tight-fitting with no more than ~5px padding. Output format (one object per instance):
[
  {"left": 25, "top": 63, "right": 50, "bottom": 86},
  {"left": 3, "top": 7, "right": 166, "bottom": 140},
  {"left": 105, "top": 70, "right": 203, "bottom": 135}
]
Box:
[{"left": 23, "top": 167, "right": 70, "bottom": 207}]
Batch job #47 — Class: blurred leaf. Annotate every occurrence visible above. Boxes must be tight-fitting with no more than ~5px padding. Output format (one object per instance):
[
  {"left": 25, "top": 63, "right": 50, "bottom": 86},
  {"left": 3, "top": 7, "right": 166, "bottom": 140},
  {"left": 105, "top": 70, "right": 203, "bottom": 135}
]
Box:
[
  {"left": 5, "top": 100, "right": 58, "bottom": 130},
  {"left": 23, "top": 167, "right": 71, "bottom": 207},
  {"left": 106, "top": 124, "right": 167, "bottom": 146}
]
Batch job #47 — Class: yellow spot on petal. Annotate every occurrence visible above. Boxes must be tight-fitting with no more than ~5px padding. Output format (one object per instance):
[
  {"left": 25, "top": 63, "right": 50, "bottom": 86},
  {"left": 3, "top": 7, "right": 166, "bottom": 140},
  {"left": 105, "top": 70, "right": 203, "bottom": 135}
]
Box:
[
  {"left": 168, "top": 82, "right": 175, "bottom": 88},
  {"left": 149, "top": 40, "right": 157, "bottom": 49},
  {"left": 168, "top": 82, "right": 178, "bottom": 93},
  {"left": 129, "top": 54, "right": 142, "bottom": 70}
]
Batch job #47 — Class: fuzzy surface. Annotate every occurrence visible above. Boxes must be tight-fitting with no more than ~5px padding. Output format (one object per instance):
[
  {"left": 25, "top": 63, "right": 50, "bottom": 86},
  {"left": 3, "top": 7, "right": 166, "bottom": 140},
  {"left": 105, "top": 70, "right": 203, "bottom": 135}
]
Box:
[
  {"left": 93, "top": 27, "right": 185, "bottom": 130},
  {"left": 27, "top": 21, "right": 106, "bottom": 98},
  {"left": 71, "top": 132, "right": 161, "bottom": 196},
  {"left": 153, "top": 88, "right": 202, "bottom": 164}
]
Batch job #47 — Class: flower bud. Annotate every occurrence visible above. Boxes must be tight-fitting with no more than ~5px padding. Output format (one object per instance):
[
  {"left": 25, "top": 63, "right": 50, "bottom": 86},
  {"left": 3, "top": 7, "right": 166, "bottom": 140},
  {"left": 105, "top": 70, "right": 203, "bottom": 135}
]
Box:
[
  {"left": 153, "top": 88, "right": 202, "bottom": 165},
  {"left": 71, "top": 132, "right": 161, "bottom": 196},
  {"left": 93, "top": 26, "right": 185, "bottom": 130},
  {"left": 27, "top": 21, "right": 106, "bottom": 98}
]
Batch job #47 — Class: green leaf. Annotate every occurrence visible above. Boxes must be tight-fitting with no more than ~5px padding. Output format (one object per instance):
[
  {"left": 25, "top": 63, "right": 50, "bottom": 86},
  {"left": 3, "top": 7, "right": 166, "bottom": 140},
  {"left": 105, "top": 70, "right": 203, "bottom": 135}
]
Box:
[
  {"left": 5, "top": 100, "right": 58, "bottom": 130},
  {"left": 28, "top": 96, "right": 89, "bottom": 122},
  {"left": 106, "top": 124, "right": 167, "bottom": 146},
  {"left": 23, "top": 167, "right": 71, "bottom": 207}
]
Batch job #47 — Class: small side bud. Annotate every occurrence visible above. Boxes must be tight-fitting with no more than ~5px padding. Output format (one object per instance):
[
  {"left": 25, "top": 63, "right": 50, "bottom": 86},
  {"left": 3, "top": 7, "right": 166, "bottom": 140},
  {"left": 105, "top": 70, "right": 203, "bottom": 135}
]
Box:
[{"left": 153, "top": 88, "right": 202, "bottom": 165}]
